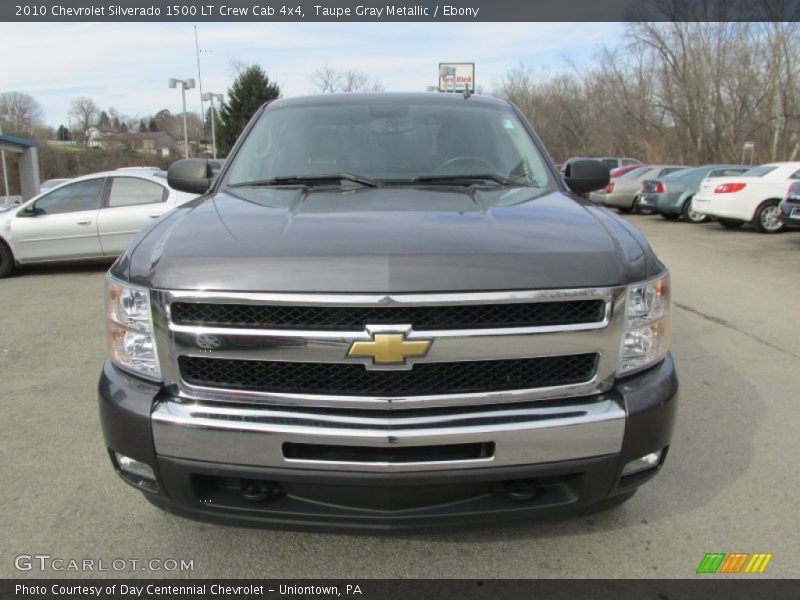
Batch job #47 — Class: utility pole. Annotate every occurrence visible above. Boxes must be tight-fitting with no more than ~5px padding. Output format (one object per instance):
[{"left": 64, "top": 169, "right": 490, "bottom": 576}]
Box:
[{"left": 194, "top": 25, "right": 206, "bottom": 148}]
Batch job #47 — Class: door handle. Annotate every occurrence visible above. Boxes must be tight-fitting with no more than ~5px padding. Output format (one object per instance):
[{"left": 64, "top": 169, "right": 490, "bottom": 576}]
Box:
[
  {"left": 149, "top": 213, "right": 163, "bottom": 219},
  {"left": 77, "top": 220, "right": 92, "bottom": 225}
]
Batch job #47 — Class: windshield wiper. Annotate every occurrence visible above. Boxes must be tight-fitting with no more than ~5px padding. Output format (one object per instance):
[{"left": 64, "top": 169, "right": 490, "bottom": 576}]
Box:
[
  {"left": 409, "top": 174, "right": 529, "bottom": 187},
  {"left": 228, "top": 173, "right": 379, "bottom": 188}
]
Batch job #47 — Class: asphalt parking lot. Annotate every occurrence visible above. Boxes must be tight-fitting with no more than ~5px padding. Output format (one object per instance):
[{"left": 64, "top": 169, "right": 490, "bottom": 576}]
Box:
[{"left": 1, "top": 215, "right": 799, "bottom": 579}]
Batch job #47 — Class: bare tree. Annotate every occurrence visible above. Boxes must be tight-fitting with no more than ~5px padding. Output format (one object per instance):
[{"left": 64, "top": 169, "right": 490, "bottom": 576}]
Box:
[
  {"left": 495, "top": 18, "right": 800, "bottom": 166},
  {"left": 311, "top": 63, "right": 384, "bottom": 93},
  {"left": 0, "top": 91, "right": 45, "bottom": 136},
  {"left": 68, "top": 97, "right": 100, "bottom": 146}
]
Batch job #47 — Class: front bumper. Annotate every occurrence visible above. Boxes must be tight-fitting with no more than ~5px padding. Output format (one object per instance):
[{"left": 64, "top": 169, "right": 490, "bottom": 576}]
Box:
[{"left": 98, "top": 355, "right": 678, "bottom": 531}]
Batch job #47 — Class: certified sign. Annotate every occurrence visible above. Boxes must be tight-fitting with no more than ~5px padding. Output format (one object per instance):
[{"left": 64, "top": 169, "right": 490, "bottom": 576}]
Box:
[{"left": 439, "top": 63, "right": 475, "bottom": 92}]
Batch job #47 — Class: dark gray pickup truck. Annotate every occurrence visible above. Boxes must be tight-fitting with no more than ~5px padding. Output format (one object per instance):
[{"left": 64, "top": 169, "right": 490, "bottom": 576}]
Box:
[{"left": 99, "top": 93, "right": 677, "bottom": 530}]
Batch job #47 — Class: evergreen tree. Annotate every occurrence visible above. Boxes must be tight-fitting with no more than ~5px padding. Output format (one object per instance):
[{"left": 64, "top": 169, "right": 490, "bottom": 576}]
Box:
[
  {"left": 112, "top": 116, "right": 121, "bottom": 131},
  {"left": 56, "top": 124, "right": 70, "bottom": 141},
  {"left": 218, "top": 65, "right": 280, "bottom": 156},
  {"left": 148, "top": 117, "right": 158, "bottom": 132},
  {"left": 98, "top": 111, "right": 111, "bottom": 129},
  {"left": 138, "top": 119, "right": 147, "bottom": 133}
]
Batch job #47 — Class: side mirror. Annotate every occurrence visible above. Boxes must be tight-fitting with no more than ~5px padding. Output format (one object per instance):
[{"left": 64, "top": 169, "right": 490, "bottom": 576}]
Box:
[
  {"left": 563, "top": 159, "right": 610, "bottom": 195},
  {"left": 167, "top": 158, "right": 213, "bottom": 194},
  {"left": 18, "top": 204, "right": 41, "bottom": 217}
]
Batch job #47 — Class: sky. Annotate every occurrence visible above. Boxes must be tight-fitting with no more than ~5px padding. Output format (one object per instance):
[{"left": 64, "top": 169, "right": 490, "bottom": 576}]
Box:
[{"left": 0, "top": 22, "right": 624, "bottom": 128}]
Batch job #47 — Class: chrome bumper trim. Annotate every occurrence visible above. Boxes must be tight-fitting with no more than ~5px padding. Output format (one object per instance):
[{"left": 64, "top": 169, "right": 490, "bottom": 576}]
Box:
[{"left": 152, "top": 397, "right": 626, "bottom": 472}]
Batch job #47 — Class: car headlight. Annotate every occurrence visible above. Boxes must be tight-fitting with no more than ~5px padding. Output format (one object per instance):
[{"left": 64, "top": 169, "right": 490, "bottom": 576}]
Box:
[
  {"left": 105, "top": 274, "right": 161, "bottom": 380},
  {"left": 618, "top": 272, "right": 670, "bottom": 376}
]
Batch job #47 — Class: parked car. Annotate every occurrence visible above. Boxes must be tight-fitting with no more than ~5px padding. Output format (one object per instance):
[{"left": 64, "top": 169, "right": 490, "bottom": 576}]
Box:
[
  {"left": 561, "top": 156, "right": 641, "bottom": 175},
  {"left": 639, "top": 165, "right": 749, "bottom": 223},
  {"left": 692, "top": 162, "right": 800, "bottom": 233},
  {"left": 779, "top": 181, "right": 800, "bottom": 229},
  {"left": 0, "top": 170, "right": 197, "bottom": 278},
  {"left": 40, "top": 178, "right": 71, "bottom": 191},
  {"left": 610, "top": 163, "right": 647, "bottom": 179},
  {"left": 590, "top": 164, "right": 689, "bottom": 213}
]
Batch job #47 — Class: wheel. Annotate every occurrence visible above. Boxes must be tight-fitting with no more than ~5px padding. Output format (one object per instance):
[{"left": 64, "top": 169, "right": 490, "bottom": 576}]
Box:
[
  {"left": 753, "top": 200, "right": 785, "bottom": 233},
  {"left": 681, "top": 197, "right": 707, "bottom": 223},
  {"left": 660, "top": 213, "right": 680, "bottom": 221},
  {"left": 718, "top": 218, "right": 745, "bottom": 230},
  {"left": 635, "top": 197, "right": 656, "bottom": 215},
  {"left": 617, "top": 206, "right": 633, "bottom": 214},
  {"left": 0, "top": 242, "right": 14, "bottom": 279}
]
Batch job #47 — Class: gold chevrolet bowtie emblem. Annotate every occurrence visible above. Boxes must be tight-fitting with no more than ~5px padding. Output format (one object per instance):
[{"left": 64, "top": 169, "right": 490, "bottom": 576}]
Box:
[{"left": 347, "top": 333, "right": 431, "bottom": 365}]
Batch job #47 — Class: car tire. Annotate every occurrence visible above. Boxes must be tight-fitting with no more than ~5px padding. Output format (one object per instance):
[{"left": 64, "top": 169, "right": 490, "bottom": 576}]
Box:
[
  {"left": 753, "top": 200, "right": 785, "bottom": 234},
  {"left": 681, "top": 197, "right": 707, "bottom": 223},
  {"left": 718, "top": 218, "right": 745, "bottom": 230},
  {"left": 0, "top": 242, "right": 14, "bottom": 279},
  {"left": 660, "top": 213, "right": 680, "bottom": 221},
  {"left": 618, "top": 206, "right": 633, "bottom": 214},
  {"left": 635, "top": 198, "right": 655, "bottom": 215}
]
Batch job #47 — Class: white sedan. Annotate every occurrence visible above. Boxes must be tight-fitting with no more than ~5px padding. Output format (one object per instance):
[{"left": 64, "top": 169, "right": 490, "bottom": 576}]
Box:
[
  {"left": 0, "top": 170, "right": 197, "bottom": 278},
  {"left": 692, "top": 162, "right": 800, "bottom": 233}
]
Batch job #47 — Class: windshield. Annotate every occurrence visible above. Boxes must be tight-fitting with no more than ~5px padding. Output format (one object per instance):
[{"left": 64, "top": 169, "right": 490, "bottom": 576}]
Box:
[
  {"left": 619, "top": 166, "right": 652, "bottom": 180},
  {"left": 742, "top": 165, "right": 777, "bottom": 177},
  {"left": 223, "top": 100, "right": 552, "bottom": 188},
  {"left": 664, "top": 167, "right": 702, "bottom": 180}
]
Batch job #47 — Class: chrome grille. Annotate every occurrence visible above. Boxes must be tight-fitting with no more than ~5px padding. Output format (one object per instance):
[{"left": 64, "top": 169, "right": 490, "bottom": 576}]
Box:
[{"left": 152, "top": 287, "right": 626, "bottom": 409}]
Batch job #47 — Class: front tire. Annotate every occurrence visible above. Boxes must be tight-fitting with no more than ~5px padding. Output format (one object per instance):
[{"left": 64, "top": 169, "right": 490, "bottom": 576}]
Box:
[
  {"left": 753, "top": 200, "right": 785, "bottom": 233},
  {"left": 0, "top": 242, "right": 14, "bottom": 279},
  {"left": 718, "top": 218, "right": 745, "bottom": 230},
  {"left": 681, "top": 197, "right": 707, "bottom": 223}
]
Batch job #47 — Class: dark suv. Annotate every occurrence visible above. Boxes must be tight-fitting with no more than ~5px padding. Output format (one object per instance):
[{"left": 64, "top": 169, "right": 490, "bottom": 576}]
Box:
[{"left": 99, "top": 93, "right": 677, "bottom": 530}]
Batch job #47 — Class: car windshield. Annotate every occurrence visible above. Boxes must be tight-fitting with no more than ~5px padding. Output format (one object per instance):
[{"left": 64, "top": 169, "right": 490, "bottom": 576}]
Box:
[
  {"left": 619, "top": 166, "right": 652, "bottom": 180},
  {"left": 742, "top": 165, "right": 777, "bottom": 177},
  {"left": 223, "top": 99, "right": 552, "bottom": 188},
  {"left": 664, "top": 167, "right": 702, "bottom": 180}
]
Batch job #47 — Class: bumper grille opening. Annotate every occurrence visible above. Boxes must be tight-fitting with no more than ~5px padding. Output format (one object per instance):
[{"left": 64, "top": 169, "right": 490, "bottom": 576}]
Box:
[
  {"left": 283, "top": 442, "right": 495, "bottom": 464},
  {"left": 170, "top": 299, "right": 606, "bottom": 331},
  {"left": 179, "top": 353, "right": 599, "bottom": 397},
  {"left": 189, "top": 471, "right": 582, "bottom": 512}
]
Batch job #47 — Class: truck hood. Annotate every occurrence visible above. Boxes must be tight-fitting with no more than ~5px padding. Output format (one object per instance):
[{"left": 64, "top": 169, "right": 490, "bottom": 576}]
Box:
[{"left": 121, "top": 185, "right": 657, "bottom": 293}]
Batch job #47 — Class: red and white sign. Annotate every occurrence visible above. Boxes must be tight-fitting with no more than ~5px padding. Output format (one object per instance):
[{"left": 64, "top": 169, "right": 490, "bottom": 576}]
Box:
[{"left": 438, "top": 63, "right": 475, "bottom": 92}]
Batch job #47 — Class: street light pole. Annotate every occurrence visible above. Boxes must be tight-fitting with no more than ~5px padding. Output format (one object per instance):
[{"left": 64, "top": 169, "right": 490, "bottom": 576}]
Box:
[
  {"left": 202, "top": 92, "right": 223, "bottom": 160},
  {"left": 169, "top": 78, "right": 195, "bottom": 158}
]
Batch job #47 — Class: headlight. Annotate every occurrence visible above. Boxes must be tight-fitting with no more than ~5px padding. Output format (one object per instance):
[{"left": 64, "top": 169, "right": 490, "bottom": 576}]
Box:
[
  {"left": 105, "top": 275, "right": 161, "bottom": 380},
  {"left": 618, "top": 272, "right": 670, "bottom": 375}
]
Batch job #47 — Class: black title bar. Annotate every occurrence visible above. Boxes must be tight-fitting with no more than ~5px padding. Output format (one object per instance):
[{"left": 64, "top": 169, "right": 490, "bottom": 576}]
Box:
[
  {"left": 3, "top": 0, "right": 800, "bottom": 22},
  {"left": 4, "top": 580, "right": 800, "bottom": 600}
]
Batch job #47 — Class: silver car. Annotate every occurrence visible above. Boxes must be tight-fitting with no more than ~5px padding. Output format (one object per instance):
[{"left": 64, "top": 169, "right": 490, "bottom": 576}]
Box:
[
  {"left": 590, "top": 164, "right": 689, "bottom": 212},
  {"left": 0, "top": 170, "right": 197, "bottom": 278}
]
